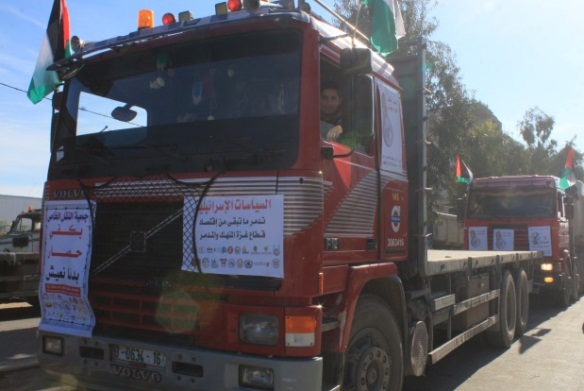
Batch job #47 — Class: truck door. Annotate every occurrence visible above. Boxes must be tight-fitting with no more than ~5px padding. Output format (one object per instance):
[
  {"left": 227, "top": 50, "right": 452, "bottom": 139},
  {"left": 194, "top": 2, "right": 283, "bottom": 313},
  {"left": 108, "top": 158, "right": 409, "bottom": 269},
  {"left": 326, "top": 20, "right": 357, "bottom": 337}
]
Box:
[{"left": 320, "top": 60, "right": 380, "bottom": 264}]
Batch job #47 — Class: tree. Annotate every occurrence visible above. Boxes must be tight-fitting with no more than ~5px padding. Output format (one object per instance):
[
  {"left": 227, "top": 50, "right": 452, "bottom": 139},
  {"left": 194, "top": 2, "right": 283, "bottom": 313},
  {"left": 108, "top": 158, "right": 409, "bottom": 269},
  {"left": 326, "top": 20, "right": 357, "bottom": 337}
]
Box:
[
  {"left": 333, "top": 0, "right": 474, "bottom": 203},
  {"left": 517, "top": 107, "right": 558, "bottom": 174}
]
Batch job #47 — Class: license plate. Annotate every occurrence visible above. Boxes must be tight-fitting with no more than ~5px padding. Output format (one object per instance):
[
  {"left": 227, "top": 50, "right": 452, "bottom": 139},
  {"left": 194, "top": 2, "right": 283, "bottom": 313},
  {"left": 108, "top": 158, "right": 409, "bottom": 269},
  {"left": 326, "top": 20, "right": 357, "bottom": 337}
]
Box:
[{"left": 112, "top": 344, "right": 167, "bottom": 367}]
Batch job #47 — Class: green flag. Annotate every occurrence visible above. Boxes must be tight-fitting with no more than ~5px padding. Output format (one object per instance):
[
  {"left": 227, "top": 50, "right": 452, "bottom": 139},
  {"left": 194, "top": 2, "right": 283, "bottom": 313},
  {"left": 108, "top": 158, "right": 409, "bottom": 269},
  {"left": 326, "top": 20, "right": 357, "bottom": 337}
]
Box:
[
  {"left": 364, "top": 0, "right": 406, "bottom": 57},
  {"left": 559, "top": 147, "right": 575, "bottom": 190},
  {"left": 27, "top": 0, "right": 72, "bottom": 104},
  {"left": 455, "top": 154, "right": 473, "bottom": 185}
]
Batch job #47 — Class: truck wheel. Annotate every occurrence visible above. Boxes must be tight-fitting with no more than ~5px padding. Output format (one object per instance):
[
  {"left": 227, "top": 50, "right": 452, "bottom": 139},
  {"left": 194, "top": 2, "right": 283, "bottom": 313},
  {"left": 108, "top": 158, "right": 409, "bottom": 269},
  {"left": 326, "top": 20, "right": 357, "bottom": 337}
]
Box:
[
  {"left": 555, "top": 273, "right": 572, "bottom": 307},
  {"left": 570, "top": 263, "right": 580, "bottom": 302},
  {"left": 343, "top": 294, "right": 403, "bottom": 391},
  {"left": 487, "top": 270, "right": 516, "bottom": 348},
  {"left": 515, "top": 269, "right": 529, "bottom": 337}
]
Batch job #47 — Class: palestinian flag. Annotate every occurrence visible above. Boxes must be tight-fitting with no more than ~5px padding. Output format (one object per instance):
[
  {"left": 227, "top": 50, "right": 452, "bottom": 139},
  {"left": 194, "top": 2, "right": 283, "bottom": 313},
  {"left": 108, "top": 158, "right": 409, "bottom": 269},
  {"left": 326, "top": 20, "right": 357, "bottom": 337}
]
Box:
[
  {"left": 364, "top": 0, "right": 406, "bottom": 57},
  {"left": 455, "top": 154, "right": 473, "bottom": 185},
  {"left": 559, "top": 146, "right": 576, "bottom": 190},
  {"left": 27, "top": 0, "right": 71, "bottom": 104}
]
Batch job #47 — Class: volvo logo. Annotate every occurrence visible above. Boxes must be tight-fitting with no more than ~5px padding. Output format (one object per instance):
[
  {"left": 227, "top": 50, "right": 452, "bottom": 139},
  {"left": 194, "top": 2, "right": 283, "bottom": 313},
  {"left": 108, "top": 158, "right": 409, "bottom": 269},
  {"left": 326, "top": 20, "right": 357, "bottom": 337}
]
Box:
[
  {"left": 53, "top": 188, "right": 84, "bottom": 199},
  {"left": 111, "top": 364, "right": 162, "bottom": 383}
]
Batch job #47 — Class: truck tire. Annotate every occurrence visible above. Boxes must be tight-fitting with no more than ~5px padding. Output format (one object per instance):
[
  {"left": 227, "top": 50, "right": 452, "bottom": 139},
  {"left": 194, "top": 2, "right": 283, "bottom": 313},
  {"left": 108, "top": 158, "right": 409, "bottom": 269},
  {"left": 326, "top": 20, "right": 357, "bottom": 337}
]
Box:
[
  {"left": 487, "top": 270, "right": 516, "bottom": 348},
  {"left": 343, "top": 294, "right": 403, "bottom": 391},
  {"left": 555, "top": 269, "right": 572, "bottom": 307},
  {"left": 515, "top": 269, "right": 529, "bottom": 337},
  {"left": 570, "top": 263, "right": 579, "bottom": 302}
]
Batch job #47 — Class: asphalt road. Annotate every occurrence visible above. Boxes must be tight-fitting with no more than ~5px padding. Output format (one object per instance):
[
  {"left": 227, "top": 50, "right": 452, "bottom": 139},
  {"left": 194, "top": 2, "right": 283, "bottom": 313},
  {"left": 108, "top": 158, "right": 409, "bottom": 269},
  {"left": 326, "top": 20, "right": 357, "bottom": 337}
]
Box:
[
  {"left": 1, "top": 295, "right": 583, "bottom": 391},
  {"left": 404, "top": 294, "right": 584, "bottom": 390}
]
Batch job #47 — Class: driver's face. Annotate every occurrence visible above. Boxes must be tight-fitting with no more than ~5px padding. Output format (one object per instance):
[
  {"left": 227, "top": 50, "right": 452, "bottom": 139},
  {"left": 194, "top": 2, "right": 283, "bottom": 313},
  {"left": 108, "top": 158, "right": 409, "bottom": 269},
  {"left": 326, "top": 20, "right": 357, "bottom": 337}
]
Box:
[{"left": 321, "top": 88, "right": 341, "bottom": 116}]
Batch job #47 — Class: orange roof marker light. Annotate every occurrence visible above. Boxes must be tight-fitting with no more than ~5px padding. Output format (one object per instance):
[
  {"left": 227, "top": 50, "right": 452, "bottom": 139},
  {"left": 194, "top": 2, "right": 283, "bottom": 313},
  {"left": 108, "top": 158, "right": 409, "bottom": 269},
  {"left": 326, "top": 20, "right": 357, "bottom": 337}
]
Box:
[{"left": 138, "top": 9, "right": 154, "bottom": 30}]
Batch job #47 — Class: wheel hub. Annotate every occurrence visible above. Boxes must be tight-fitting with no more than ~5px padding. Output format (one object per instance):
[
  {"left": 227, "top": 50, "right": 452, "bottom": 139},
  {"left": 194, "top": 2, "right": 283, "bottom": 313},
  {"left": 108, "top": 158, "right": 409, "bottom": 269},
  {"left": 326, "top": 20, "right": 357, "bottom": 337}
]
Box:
[{"left": 356, "top": 346, "right": 391, "bottom": 391}]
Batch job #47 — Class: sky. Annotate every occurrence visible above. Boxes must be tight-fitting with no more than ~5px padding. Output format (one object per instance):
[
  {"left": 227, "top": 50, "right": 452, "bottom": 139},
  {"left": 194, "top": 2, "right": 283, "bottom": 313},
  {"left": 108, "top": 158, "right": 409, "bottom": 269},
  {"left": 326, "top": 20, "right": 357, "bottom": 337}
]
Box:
[{"left": 0, "top": 0, "right": 582, "bottom": 198}]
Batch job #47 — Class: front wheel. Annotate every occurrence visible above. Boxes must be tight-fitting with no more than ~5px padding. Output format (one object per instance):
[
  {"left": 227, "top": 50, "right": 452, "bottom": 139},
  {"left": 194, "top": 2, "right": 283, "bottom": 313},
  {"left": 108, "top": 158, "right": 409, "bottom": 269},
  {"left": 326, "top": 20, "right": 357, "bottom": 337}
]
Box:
[
  {"left": 487, "top": 270, "right": 517, "bottom": 348},
  {"left": 515, "top": 269, "right": 529, "bottom": 337},
  {"left": 343, "top": 294, "right": 403, "bottom": 391}
]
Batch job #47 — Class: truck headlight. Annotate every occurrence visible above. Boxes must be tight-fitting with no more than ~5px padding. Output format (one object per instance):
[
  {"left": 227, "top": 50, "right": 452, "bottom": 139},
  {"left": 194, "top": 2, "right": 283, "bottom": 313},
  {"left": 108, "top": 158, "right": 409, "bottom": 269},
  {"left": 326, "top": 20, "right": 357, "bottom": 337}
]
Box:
[
  {"left": 239, "top": 365, "right": 274, "bottom": 390},
  {"left": 240, "top": 313, "right": 279, "bottom": 345},
  {"left": 541, "top": 263, "right": 553, "bottom": 271}
]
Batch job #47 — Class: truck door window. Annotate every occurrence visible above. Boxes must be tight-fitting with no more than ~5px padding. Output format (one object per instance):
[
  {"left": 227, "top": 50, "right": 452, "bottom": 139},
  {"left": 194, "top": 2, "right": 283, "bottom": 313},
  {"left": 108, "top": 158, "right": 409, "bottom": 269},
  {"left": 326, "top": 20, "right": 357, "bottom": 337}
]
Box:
[{"left": 342, "top": 75, "right": 374, "bottom": 154}]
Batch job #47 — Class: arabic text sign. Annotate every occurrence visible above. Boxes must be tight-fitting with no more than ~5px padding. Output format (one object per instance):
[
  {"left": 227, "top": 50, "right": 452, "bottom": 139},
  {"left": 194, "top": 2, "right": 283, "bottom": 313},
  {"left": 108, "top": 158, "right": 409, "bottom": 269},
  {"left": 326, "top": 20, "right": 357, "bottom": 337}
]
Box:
[
  {"left": 378, "top": 82, "right": 404, "bottom": 175},
  {"left": 183, "top": 195, "right": 284, "bottom": 278},
  {"left": 39, "top": 200, "right": 96, "bottom": 337}
]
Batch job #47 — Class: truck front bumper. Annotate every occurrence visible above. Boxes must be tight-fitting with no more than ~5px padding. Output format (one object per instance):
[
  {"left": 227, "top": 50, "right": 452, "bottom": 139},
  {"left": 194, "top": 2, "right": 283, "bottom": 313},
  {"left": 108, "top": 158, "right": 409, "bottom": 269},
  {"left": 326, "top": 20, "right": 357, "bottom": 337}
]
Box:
[
  {"left": 532, "top": 271, "right": 566, "bottom": 293},
  {"left": 39, "top": 331, "right": 324, "bottom": 391}
]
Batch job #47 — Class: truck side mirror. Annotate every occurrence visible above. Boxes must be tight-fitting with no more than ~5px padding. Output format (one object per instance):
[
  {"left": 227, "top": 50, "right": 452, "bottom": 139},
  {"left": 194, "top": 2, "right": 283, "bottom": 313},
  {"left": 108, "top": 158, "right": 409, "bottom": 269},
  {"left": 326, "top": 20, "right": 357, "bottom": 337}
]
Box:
[
  {"left": 456, "top": 197, "right": 466, "bottom": 223},
  {"left": 50, "top": 91, "right": 64, "bottom": 152},
  {"left": 565, "top": 184, "right": 579, "bottom": 198},
  {"left": 565, "top": 198, "right": 575, "bottom": 220}
]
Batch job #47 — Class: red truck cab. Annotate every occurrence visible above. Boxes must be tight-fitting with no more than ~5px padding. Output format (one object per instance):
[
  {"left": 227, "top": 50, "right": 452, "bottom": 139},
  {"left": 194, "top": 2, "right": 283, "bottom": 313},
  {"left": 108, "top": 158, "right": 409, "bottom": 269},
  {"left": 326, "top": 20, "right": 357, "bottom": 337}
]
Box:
[{"left": 464, "top": 175, "right": 578, "bottom": 305}]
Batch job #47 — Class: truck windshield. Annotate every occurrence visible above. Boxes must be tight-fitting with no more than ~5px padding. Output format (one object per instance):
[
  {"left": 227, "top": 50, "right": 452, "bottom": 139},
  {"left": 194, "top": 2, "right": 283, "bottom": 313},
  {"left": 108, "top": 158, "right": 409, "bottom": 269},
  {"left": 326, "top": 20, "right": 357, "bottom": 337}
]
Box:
[
  {"left": 50, "top": 30, "right": 302, "bottom": 179},
  {"left": 467, "top": 188, "right": 556, "bottom": 219}
]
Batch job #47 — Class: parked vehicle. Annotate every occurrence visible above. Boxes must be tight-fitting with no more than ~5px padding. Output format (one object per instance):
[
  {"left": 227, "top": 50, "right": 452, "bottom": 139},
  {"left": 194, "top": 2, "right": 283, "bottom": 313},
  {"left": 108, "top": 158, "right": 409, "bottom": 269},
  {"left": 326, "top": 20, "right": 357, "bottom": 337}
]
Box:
[
  {"left": 462, "top": 175, "right": 582, "bottom": 306},
  {"left": 37, "top": 2, "right": 542, "bottom": 390},
  {"left": 0, "top": 207, "right": 41, "bottom": 253},
  {"left": 0, "top": 208, "right": 41, "bottom": 304}
]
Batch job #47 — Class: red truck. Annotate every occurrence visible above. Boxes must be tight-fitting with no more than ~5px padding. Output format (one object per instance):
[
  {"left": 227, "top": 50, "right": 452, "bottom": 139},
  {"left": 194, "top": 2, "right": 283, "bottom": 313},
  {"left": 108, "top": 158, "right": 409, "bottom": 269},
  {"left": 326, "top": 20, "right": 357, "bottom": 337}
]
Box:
[
  {"left": 463, "top": 175, "right": 582, "bottom": 306},
  {"left": 37, "top": 1, "right": 542, "bottom": 390}
]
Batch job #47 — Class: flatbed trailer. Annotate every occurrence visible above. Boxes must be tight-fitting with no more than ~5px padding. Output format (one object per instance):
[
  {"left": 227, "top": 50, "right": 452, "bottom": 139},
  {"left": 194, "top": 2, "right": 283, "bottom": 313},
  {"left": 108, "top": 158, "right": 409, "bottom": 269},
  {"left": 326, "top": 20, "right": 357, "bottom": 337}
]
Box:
[{"left": 423, "top": 249, "right": 537, "bottom": 364}]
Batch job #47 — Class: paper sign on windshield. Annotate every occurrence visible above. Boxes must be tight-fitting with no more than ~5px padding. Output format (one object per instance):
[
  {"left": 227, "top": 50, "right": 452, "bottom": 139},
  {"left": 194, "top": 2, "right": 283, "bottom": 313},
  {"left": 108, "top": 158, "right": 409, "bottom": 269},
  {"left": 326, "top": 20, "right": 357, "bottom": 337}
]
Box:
[
  {"left": 182, "top": 195, "right": 284, "bottom": 278},
  {"left": 493, "top": 229, "right": 514, "bottom": 251},
  {"left": 468, "top": 226, "right": 488, "bottom": 250},
  {"left": 39, "top": 200, "right": 96, "bottom": 337},
  {"left": 528, "top": 226, "right": 552, "bottom": 256}
]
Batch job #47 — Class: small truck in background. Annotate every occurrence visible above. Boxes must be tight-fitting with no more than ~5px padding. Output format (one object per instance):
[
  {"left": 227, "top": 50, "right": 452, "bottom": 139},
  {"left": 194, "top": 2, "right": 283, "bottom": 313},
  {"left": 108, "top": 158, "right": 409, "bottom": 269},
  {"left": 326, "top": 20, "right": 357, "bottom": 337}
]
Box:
[
  {"left": 0, "top": 207, "right": 42, "bottom": 253},
  {"left": 0, "top": 208, "right": 41, "bottom": 304}
]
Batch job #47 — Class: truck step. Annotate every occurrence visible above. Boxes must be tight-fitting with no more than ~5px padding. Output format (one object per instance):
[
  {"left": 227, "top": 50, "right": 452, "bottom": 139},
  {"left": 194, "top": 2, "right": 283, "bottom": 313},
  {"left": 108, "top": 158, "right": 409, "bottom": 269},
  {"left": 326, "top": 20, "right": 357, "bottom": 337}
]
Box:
[{"left": 322, "top": 318, "right": 339, "bottom": 332}]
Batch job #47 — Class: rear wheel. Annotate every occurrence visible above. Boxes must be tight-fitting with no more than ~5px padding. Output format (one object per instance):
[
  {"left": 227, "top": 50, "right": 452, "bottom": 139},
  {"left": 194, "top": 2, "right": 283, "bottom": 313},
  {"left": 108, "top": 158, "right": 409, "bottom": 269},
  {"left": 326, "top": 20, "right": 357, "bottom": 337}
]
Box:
[
  {"left": 515, "top": 269, "right": 529, "bottom": 337},
  {"left": 343, "top": 294, "right": 403, "bottom": 391},
  {"left": 487, "top": 270, "right": 516, "bottom": 348}
]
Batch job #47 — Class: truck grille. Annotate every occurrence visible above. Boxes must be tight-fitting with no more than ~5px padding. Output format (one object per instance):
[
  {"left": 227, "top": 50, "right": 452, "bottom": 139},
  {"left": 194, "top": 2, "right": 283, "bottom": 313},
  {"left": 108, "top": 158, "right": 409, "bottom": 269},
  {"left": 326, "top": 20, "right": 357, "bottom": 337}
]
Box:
[
  {"left": 82, "top": 175, "right": 323, "bottom": 344},
  {"left": 88, "top": 200, "right": 279, "bottom": 344}
]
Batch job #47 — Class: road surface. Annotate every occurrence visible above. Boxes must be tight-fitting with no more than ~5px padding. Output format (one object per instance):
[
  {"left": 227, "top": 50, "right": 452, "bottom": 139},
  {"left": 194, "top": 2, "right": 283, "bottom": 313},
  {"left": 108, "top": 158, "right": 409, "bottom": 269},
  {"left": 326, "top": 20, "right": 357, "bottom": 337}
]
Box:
[{"left": 1, "top": 296, "right": 583, "bottom": 391}]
